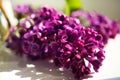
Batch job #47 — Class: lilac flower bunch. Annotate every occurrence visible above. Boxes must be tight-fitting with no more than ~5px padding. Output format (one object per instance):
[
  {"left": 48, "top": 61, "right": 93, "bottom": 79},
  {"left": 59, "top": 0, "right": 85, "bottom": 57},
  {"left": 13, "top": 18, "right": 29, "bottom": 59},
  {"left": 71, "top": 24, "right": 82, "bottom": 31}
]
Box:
[
  {"left": 14, "top": 5, "right": 33, "bottom": 14},
  {"left": 6, "top": 7, "right": 105, "bottom": 80},
  {"left": 54, "top": 27, "right": 105, "bottom": 79},
  {"left": 14, "top": 5, "right": 33, "bottom": 19},
  {"left": 71, "top": 10, "right": 120, "bottom": 44}
]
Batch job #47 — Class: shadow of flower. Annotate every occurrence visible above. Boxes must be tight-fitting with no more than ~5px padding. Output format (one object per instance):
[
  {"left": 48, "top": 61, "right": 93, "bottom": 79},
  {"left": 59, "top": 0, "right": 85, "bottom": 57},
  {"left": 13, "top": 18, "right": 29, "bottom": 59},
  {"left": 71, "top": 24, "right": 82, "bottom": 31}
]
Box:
[{"left": 0, "top": 42, "right": 74, "bottom": 80}]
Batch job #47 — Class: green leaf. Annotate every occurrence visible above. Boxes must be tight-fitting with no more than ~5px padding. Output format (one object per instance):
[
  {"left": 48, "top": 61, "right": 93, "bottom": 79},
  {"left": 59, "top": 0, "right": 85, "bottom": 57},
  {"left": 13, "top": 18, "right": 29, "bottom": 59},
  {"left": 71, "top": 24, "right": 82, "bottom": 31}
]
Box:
[{"left": 66, "top": 0, "right": 82, "bottom": 12}]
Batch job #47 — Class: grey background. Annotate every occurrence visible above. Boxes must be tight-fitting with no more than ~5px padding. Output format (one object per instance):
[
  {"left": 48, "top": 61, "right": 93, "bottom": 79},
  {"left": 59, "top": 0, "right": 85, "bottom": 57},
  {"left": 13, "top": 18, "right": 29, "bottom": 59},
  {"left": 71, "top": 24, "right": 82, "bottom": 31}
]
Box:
[
  {"left": 82, "top": 0, "right": 120, "bottom": 21},
  {"left": 11, "top": 0, "right": 120, "bottom": 21}
]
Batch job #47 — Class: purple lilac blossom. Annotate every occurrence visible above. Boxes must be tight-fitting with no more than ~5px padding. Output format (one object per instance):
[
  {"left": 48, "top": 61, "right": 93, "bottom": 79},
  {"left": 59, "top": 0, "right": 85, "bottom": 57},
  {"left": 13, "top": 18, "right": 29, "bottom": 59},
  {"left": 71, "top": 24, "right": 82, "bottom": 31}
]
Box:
[
  {"left": 6, "top": 6, "right": 105, "bottom": 80},
  {"left": 14, "top": 5, "right": 33, "bottom": 14},
  {"left": 14, "top": 5, "right": 33, "bottom": 19},
  {"left": 71, "top": 10, "right": 120, "bottom": 44}
]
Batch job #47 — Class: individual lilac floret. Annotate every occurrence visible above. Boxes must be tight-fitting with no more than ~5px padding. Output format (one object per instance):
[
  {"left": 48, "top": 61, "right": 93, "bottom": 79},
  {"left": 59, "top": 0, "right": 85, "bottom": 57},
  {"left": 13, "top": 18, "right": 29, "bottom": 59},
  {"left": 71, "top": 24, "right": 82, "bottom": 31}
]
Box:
[
  {"left": 71, "top": 10, "right": 120, "bottom": 44},
  {"left": 6, "top": 7, "right": 105, "bottom": 80}
]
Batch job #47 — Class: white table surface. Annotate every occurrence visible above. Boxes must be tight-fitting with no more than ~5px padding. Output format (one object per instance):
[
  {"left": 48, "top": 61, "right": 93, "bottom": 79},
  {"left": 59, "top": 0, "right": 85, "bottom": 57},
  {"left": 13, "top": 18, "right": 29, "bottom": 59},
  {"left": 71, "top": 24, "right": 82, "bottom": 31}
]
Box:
[{"left": 0, "top": 35, "right": 120, "bottom": 80}]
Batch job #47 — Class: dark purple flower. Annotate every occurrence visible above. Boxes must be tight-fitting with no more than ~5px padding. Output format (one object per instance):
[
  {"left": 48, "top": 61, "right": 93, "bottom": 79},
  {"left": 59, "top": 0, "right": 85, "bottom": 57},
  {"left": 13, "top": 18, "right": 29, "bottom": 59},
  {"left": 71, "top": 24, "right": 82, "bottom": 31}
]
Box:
[
  {"left": 6, "top": 6, "right": 105, "bottom": 80},
  {"left": 6, "top": 27, "right": 23, "bottom": 55},
  {"left": 54, "top": 27, "right": 105, "bottom": 79}
]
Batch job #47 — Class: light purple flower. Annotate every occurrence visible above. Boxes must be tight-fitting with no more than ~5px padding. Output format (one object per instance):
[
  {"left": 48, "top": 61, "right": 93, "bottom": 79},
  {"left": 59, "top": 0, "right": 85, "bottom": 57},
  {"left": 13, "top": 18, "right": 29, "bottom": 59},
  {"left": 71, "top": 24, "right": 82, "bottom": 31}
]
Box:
[
  {"left": 14, "top": 5, "right": 33, "bottom": 14},
  {"left": 71, "top": 10, "right": 120, "bottom": 44}
]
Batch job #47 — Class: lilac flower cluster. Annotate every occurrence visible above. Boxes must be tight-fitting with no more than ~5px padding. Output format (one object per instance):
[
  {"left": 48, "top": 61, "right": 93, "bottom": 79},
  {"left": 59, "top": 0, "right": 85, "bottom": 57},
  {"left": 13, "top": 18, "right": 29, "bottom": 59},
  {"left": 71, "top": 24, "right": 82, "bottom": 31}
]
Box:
[
  {"left": 54, "top": 28, "right": 105, "bottom": 79},
  {"left": 6, "top": 7, "right": 105, "bottom": 80},
  {"left": 71, "top": 10, "right": 120, "bottom": 44},
  {"left": 14, "top": 5, "right": 33, "bottom": 14},
  {"left": 14, "top": 5, "right": 33, "bottom": 19}
]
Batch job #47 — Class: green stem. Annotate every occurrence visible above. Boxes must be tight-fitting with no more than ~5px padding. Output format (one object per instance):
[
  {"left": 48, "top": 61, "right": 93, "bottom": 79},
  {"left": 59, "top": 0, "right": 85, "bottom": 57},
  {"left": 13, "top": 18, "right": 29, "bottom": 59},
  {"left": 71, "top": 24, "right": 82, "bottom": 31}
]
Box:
[{"left": 65, "top": 0, "right": 82, "bottom": 16}]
